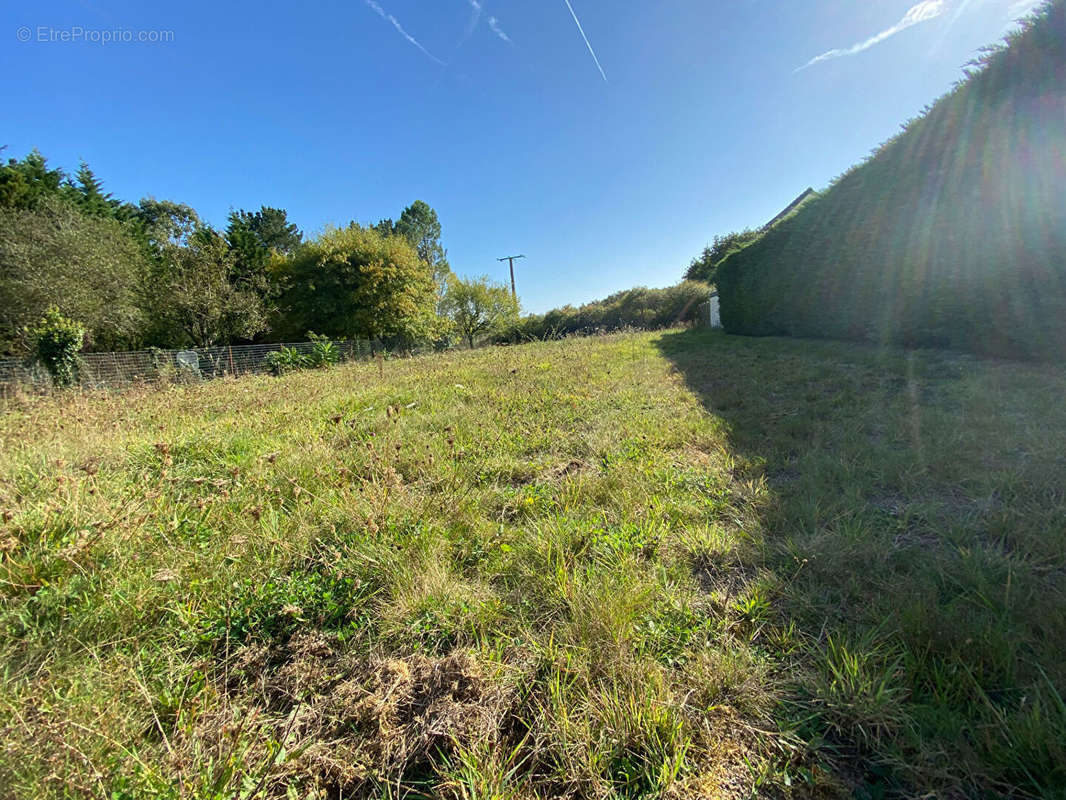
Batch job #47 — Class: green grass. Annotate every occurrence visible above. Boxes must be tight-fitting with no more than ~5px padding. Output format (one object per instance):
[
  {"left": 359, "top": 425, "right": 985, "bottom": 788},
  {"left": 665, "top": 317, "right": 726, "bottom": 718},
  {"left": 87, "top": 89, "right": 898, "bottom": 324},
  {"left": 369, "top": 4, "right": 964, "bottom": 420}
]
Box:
[{"left": 1, "top": 330, "right": 1064, "bottom": 798}]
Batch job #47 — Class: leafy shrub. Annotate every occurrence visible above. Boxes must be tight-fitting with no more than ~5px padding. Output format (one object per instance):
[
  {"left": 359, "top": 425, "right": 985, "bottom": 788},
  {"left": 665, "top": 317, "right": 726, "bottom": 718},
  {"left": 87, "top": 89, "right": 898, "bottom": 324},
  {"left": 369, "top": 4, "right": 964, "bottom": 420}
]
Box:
[
  {"left": 264, "top": 346, "right": 309, "bottom": 376},
  {"left": 28, "top": 307, "right": 84, "bottom": 387},
  {"left": 306, "top": 332, "right": 340, "bottom": 368},
  {"left": 265, "top": 335, "right": 343, "bottom": 376},
  {"left": 275, "top": 224, "right": 438, "bottom": 343}
]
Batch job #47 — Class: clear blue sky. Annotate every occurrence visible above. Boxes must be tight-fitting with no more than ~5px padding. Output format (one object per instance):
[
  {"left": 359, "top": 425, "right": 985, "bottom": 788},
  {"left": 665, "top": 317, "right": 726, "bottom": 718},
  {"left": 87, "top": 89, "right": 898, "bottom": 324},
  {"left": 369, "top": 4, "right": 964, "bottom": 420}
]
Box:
[{"left": 3, "top": 0, "right": 1040, "bottom": 313}]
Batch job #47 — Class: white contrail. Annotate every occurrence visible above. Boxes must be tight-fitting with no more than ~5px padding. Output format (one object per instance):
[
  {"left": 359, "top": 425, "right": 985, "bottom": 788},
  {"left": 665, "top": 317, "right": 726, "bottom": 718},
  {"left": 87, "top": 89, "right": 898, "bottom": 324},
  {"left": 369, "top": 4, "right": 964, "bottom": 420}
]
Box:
[
  {"left": 562, "top": 0, "right": 608, "bottom": 82},
  {"left": 453, "top": 0, "right": 482, "bottom": 52},
  {"left": 949, "top": 0, "right": 977, "bottom": 26},
  {"left": 488, "top": 16, "right": 511, "bottom": 43},
  {"left": 454, "top": 0, "right": 511, "bottom": 53},
  {"left": 365, "top": 0, "right": 446, "bottom": 65},
  {"left": 796, "top": 0, "right": 946, "bottom": 71}
]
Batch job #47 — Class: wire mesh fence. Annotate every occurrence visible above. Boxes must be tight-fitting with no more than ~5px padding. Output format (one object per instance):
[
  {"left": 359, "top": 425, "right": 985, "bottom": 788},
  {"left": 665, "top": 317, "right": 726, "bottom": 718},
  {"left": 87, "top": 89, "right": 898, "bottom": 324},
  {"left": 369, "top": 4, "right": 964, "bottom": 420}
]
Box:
[{"left": 0, "top": 339, "right": 373, "bottom": 394}]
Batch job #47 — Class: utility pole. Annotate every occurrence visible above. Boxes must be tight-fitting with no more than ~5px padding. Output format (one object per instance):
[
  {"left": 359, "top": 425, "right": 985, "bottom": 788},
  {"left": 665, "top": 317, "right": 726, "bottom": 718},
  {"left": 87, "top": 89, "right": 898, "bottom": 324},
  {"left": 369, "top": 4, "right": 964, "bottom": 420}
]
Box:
[{"left": 497, "top": 254, "right": 525, "bottom": 302}]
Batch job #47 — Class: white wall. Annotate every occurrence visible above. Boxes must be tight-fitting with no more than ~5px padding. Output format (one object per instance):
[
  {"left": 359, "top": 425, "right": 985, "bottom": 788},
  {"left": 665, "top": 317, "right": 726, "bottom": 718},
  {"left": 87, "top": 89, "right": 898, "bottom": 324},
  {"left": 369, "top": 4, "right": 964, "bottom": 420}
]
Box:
[{"left": 708, "top": 296, "right": 721, "bottom": 328}]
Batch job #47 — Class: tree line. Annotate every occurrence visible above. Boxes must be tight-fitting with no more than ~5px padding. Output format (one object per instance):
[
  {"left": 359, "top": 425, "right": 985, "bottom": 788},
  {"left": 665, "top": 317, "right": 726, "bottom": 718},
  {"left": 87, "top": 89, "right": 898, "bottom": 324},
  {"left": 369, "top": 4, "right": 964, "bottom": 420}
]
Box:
[
  {"left": 1, "top": 148, "right": 717, "bottom": 368},
  {"left": 497, "top": 281, "right": 711, "bottom": 342},
  {"left": 0, "top": 149, "right": 519, "bottom": 357}
]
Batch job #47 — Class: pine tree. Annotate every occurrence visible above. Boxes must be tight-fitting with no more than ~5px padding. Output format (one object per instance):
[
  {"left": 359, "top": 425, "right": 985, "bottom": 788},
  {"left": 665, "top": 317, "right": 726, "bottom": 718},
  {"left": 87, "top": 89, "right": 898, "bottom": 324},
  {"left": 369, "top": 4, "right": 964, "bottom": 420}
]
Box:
[
  {"left": 0, "top": 149, "right": 67, "bottom": 210},
  {"left": 73, "top": 161, "right": 116, "bottom": 218}
]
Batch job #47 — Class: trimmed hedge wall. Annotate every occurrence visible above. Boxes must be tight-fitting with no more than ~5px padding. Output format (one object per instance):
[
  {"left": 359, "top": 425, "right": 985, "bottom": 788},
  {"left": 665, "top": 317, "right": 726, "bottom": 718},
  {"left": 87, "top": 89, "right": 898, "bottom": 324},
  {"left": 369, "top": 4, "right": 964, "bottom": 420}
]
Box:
[{"left": 717, "top": 1, "right": 1066, "bottom": 360}]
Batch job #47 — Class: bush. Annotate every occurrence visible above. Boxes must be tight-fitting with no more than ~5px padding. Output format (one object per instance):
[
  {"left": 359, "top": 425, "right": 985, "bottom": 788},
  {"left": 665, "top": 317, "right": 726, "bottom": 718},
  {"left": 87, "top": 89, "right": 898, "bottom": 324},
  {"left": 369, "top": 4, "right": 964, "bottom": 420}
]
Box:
[
  {"left": 265, "top": 346, "right": 309, "bottom": 376},
  {"left": 276, "top": 225, "right": 438, "bottom": 344},
  {"left": 265, "top": 335, "right": 341, "bottom": 376},
  {"left": 306, "top": 332, "right": 340, "bottom": 368},
  {"left": 28, "top": 307, "right": 85, "bottom": 388}
]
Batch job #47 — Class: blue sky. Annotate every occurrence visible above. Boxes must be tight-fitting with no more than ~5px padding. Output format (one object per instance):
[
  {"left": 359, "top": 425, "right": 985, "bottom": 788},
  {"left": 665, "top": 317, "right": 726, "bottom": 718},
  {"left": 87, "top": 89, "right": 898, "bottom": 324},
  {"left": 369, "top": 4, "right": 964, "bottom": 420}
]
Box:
[{"left": 3, "top": 0, "right": 1041, "bottom": 313}]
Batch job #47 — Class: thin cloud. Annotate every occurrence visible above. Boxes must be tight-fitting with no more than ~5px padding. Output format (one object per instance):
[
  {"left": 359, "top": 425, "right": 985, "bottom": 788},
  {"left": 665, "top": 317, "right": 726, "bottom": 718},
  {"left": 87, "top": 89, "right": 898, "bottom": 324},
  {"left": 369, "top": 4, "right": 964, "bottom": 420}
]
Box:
[
  {"left": 461, "top": 1, "right": 510, "bottom": 46},
  {"left": 487, "top": 16, "right": 512, "bottom": 43},
  {"left": 797, "top": 0, "right": 947, "bottom": 71},
  {"left": 949, "top": 0, "right": 977, "bottom": 26},
  {"left": 452, "top": 0, "right": 483, "bottom": 52},
  {"left": 365, "top": 0, "right": 446, "bottom": 66},
  {"left": 562, "top": 0, "right": 608, "bottom": 82}
]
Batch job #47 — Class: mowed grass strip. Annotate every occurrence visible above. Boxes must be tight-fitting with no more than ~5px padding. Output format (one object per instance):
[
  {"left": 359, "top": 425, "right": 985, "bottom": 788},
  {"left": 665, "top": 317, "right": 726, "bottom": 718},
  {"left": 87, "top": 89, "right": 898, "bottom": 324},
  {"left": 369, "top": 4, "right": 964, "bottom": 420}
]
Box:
[{"left": 0, "top": 330, "right": 1063, "bottom": 798}]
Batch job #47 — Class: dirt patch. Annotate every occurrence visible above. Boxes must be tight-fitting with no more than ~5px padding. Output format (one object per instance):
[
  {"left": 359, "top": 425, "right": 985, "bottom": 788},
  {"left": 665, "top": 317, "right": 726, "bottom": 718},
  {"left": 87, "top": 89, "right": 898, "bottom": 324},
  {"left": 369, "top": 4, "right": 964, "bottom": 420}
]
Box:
[
  {"left": 220, "top": 634, "right": 516, "bottom": 794},
  {"left": 692, "top": 554, "right": 757, "bottom": 604},
  {"left": 295, "top": 651, "right": 502, "bottom": 790},
  {"left": 502, "top": 458, "right": 590, "bottom": 488},
  {"left": 547, "top": 458, "right": 590, "bottom": 481}
]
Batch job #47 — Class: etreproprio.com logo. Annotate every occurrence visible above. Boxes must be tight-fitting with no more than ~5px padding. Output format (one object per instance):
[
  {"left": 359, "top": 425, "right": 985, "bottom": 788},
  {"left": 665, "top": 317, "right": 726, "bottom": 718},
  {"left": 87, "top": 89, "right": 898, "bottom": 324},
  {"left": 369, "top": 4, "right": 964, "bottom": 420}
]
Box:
[{"left": 16, "top": 25, "right": 175, "bottom": 44}]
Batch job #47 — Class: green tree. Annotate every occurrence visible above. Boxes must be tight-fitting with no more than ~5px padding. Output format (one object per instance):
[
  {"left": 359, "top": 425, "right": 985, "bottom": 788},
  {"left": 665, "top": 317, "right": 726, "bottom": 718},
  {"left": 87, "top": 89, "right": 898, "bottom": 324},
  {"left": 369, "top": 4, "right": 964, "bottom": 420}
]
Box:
[
  {"left": 277, "top": 225, "right": 437, "bottom": 343},
  {"left": 0, "top": 197, "right": 148, "bottom": 354},
  {"left": 146, "top": 228, "right": 268, "bottom": 348},
  {"left": 227, "top": 206, "right": 302, "bottom": 259},
  {"left": 71, "top": 161, "right": 118, "bottom": 218},
  {"left": 133, "top": 197, "right": 202, "bottom": 251},
  {"left": 0, "top": 149, "right": 67, "bottom": 210},
  {"left": 225, "top": 206, "right": 302, "bottom": 300},
  {"left": 440, "top": 275, "right": 519, "bottom": 348},
  {"left": 393, "top": 201, "right": 453, "bottom": 300},
  {"left": 372, "top": 217, "right": 396, "bottom": 237}
]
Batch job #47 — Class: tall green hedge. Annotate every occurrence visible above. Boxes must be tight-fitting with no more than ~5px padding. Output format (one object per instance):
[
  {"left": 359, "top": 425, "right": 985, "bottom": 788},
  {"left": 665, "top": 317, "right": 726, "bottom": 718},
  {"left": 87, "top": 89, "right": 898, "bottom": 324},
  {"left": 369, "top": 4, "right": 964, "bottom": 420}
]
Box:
[{"left": 718, "top": 1, "right": 1066, "bottom": 360}]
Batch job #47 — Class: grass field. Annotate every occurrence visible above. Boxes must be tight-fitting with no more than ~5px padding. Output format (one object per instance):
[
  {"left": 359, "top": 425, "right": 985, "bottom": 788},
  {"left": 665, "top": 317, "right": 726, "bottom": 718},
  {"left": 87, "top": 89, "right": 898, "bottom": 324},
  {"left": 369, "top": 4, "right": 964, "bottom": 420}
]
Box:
[{"left": 1, "top": 330, "right": 1064, "bottom": 799}]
